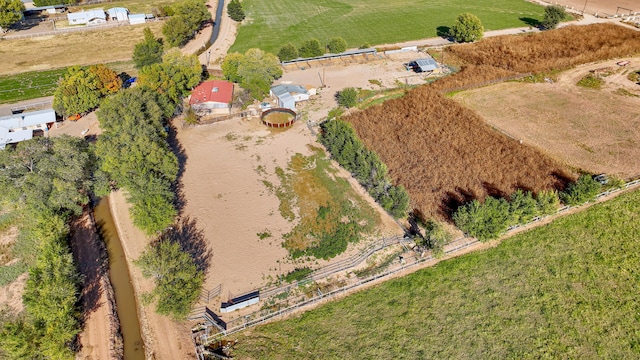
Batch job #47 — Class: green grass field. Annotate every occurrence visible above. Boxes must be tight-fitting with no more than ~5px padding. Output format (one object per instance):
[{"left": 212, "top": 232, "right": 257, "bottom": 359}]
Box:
[
  {"left": 0, "top": 69, "right": 66, "bottom": 104},
  {"left": 0, "top": 61, "right": 136, "bottom": 104},
  {"left": 234, "top": 189, "right": 640, "bottom": 359},
  {"left": 230, "top": 0, "right": 546, "bottom": 54}
]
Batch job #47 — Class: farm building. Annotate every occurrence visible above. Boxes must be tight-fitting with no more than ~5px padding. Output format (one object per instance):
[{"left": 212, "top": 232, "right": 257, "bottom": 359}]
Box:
[
  {"left": 67, "top": 9, "right": 107, "bottom": 25},
  {"left": 270, "top": 84, "right": 311, "bottom": 110},
  {"left": 0, "top": 109, "right": 55, "bottom": 150},
  {"left": 408, "top": 58, "right": 439, "bottom": 73},
  {"left": 128, "top": 13, "right": 146, "bottom": 25},
  {"left": 189, "top": 80, "right": 234, "bottom": 115},
  {"left": 107, "top": 7, "right": 128, "bottom": 21}
]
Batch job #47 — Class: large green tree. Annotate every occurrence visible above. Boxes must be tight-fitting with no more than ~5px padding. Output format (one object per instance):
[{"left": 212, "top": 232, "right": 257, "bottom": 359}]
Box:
[
  {"left": 138, "top": 49, "right": 202, "bottom": 106},
  {"left": 299, "top": 38, "right": 324, "bottom": 58},
  {"left": 162, "top": 0, "right": 210, "bottom": 47},
  {"left": 95, "top": 87, "right": 179, "bottom": 234},
  {"left": 53, "top": 65, "right": 121, "bottom": 117},
  {"left": 327, "top": 37, "right": 347, "bottom": 53},
  {"left": 450, "top": 12, "right": 484, "bottom": 43},
  {"left": 542, "top": 5, "right": 566, "bottom": 30},
  {"left": 0, "top": 136, "right": 94, "bottom": 215},
  {"left": 222, "top": 49, "right": 282, "bottom": 100},
  {"left": 0, "top": 0, "right": 24, "bottom": 32},
  {"left": 136, "top": 239, "right": 204, "bottom": 319},
  {"left": 277, "top": 42, "right": 298, "bottom": 62},
  {"left": 133, "top": 27, "right": 164, "bottom": 69},
  {"left": 227, "top": 0, "right": 245, "bottom": 22}
]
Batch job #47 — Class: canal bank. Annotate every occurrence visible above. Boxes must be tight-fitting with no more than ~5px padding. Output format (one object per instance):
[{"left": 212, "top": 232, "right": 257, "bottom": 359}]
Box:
[
  {"left": 108, "top": 190, "right": 196, "bottom": 360},
  {"left": 94, "top": 198, "right": 146, "bottom": 360}
]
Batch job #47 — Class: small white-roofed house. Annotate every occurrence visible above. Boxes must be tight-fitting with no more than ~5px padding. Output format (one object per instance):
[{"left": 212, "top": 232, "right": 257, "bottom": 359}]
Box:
[
  {"left": 107, "top": 7, "right": 128, "bottom": 21},
  {"left": 270, "top": 84, "right": 310, "bottom": 110},
  {"left": 0, "top": 109, "right": 55, "bottom": 150},
  {"left": 67, "top": 9, "right": 107, "bottom": 25}
]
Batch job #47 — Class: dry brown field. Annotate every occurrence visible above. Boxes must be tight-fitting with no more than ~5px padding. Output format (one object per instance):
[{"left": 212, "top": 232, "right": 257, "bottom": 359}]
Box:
[
  {"left": 454, "top": 58, "right": 640, "bottom": 180},
  {"left": 442, "top": 23, "right": 640, "bottom": 88},
  {"left": 342, "top": 23, "right": 640, "bottom": 221},
  {"left": 344, "top": 86, "right": 574, "bottom": 221},
  {"left": 0, "top": 22, "right": 163, "bottom": 76}
]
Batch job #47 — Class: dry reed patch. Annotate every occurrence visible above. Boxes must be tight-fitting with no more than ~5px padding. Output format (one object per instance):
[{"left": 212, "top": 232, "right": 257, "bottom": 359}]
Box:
[
  {"left": 343, "top": 86, "right": 574, "bottom": 221},
  {"left": 0, "top": 22, "right": 163, "bottom": 76},
  {"left": 447, "top": 23, "right": 640, "bottom": 74}
]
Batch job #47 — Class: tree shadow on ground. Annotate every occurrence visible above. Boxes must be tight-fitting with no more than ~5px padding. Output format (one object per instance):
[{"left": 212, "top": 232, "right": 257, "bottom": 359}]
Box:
[
  {"left": 436, "top": 26, "right": 452, "bottom": 39},
  {"left": 439, "top": 187, "right": 478, "bottom": 220},
  {"left": 161, "top": 217, "right": 212, "bottom": 275},
  {"left": 520, "top": 17, "right": 541, "bottom": 28},
  {"left": 167, "top": 122, "right": 188, "bottom": 214}
]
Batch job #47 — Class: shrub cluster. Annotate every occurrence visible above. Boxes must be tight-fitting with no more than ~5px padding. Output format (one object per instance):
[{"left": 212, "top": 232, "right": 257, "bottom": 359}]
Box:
[
  {"left": 453, "top": 189, "right": 560, "bottom": 241},
  {"left": 336, "top": 87, "right": 358, "bottom": 108},
  {"left": 319, "top": 119, "right": 409, "bottom": 218},
  {"left": 283, "top": 267, "right": 313, "bottom": 283},
  {"left": 455, "top": 175, "right": 603, "bottom": 242}
]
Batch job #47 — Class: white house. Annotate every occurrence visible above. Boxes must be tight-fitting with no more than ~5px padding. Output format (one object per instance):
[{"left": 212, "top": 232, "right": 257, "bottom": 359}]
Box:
[
  {"left": 270, "top": 84, "right": 311, "bottom": 110},
  {"left": 107, "top": 7, "right": 128, "bottom": 21},
  {"left": 67, "top": 9, "right": 107, "bottom": 25},
  {"left": 0, "top": 109, "right": 55, "bottom": 150}
]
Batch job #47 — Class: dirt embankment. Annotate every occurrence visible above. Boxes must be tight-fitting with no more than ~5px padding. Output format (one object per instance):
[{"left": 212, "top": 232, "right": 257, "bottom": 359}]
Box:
[{"left": 71, "top": 209, "right": 123, "bottom": 360}]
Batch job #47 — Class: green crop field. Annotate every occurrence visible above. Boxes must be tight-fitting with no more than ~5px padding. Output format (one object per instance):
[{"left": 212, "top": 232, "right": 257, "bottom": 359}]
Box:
[
  {"left": 234, "top": 189, "right": 640, "bottom": 359},
  {"left": 230, "top": 0, "right": 546, "bottom": 54},
  {"left": 0, "top": 68, "right": 67, "bottom": 104}
]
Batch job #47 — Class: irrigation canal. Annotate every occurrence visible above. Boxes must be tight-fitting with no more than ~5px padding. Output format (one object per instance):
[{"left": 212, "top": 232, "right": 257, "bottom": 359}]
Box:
[{"left": 95, "top": 197, "right": 145, "bottom": 360}]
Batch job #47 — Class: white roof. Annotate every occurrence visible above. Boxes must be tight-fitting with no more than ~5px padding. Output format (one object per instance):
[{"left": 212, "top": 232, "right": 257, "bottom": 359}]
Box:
[
  {"left": 68, "top": 9, "right": 106, "bottom": 21},
  {"left": 0, "top": 109, "right": 56, "bottom": 129},
  {"left": 0, "top": 109, "right": 55, "bottom": 149}
]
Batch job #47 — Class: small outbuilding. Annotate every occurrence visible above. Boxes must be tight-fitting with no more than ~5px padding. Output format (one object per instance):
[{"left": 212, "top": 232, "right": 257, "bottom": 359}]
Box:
[
  {"left": 409, "top": 58, "right": 439, "bottom": 73},
  {"left": 67, "top": 9, "right": 107, "bottom": 25},
  {"left": 189, "top": 80, "right": 234, "bottom": 115},
  {"left": 0, "top": 109, "right": 55, "bottom": 150},
  {"left": 270, "top": 84, "right": 311, "bottom": 110},
  {"left": 128, "top": 13, "right": 146, "bottom": 25},
  {"left": 107, "top": 7, "right": 128, "bottom": 21}
]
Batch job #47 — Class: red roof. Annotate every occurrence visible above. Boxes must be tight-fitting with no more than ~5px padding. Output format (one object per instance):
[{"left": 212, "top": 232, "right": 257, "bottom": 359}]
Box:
[{"left": 189, "top": 80, "right": 234, "bottom": 105}]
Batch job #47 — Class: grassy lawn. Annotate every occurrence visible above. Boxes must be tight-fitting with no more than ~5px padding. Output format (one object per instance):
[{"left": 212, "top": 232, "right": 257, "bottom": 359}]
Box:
[
  {"left": 231, "top": 0, "right": 546, "bottom": 54},
  {"left": 0, "top": 22, "right": 162, "bottom": 76},
  {"left": 234, "top": 189, "right": 640, "bottom": 358},
  {"left": 0, "top": 61, "right": 136, "bottom": 104}
]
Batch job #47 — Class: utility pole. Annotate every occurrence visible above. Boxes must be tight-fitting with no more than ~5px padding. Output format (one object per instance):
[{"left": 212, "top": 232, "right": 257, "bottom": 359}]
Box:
[{"left": 582, "top": 0, "right": 588, "bottom": 15}]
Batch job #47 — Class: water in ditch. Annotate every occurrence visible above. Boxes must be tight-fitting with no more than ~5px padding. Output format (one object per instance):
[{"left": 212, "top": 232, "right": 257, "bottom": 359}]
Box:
[{"left": 94, "top": 197, "right": 145, "bottom": 360}]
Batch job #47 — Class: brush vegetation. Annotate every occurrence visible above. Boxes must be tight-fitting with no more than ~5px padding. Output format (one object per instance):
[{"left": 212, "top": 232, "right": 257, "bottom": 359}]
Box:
[
  {"left": 271, "top": 147, "right": 381, "bottom": 260},
  {"left": 234, "top": 188, "right": 640, "bottom": 359}
]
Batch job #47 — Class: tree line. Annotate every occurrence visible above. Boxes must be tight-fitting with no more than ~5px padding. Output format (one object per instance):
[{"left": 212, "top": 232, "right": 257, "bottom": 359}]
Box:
[
  {"left": 277, "top": 37, "right": 349, "bottom": 62},
  {"left": 0, "top": 136, "right": 95, "bottom": 359},
  {"left": 454, "top": 175, "right": 604, "bottom": 241},
  {"left": 319, "top": 118, "right": 409, "bottom": 219}
]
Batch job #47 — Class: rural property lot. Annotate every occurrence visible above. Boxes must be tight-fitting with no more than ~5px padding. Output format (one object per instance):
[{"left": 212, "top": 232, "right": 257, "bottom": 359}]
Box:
[
  {"left": 231, "top": 0, "right": 546, "bottom": 53},
  {"left": 552, "top": 0, "right": 638, "bottom": 16},
  {"left": 0, "top": 22, "right": 163, "bottom": 76},
  {"left": 454, "top": 58, "right": 640, "bottom": 179}
]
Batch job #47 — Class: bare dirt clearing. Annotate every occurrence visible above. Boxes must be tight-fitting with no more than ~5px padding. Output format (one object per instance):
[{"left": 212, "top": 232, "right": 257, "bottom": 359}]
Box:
[
  {"left": 454, "top": 58, "right": 640, "bottom": 179},
  {"left": 0, "top": 22, "right": 163, "bottom": 76},
  {"left": 550, "top": 0, "right": 638, "bottom": 16}
]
